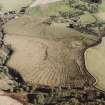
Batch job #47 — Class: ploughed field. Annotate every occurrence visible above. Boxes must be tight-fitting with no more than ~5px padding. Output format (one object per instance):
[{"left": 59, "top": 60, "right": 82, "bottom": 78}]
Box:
[{"left": 4, "top": 15, "right": 98, "bottom": 88}]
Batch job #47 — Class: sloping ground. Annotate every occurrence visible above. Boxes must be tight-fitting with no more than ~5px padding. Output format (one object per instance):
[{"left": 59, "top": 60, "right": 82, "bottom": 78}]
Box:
[{"left": 4, "top": 16, "right": 98, "bottom": 88}]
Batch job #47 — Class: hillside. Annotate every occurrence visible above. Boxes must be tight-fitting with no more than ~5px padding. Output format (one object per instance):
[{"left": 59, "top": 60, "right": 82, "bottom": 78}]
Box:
[
  {"left": 1, "top": 0, "right": 105, "bottom": 105},
  {"left": 4, "top": 15, "right": 98, "bottom": 88}
]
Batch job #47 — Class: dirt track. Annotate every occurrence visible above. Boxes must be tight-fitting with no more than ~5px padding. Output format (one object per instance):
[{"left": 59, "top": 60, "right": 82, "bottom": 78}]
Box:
[
  {"left": 0, "top": 91, "right": 23, "bottom": 105},
  {"left": 30, "top": 0, "right": 61, "bottom": 7}
]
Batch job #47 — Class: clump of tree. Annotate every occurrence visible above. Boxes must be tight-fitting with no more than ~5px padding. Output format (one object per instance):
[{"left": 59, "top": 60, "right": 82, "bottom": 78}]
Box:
[
  {"left": 59, "top": 0, "right": 99, "bottom": 21},
  {"left": 59, "top": 9, "right": 84, "bottom": 19},
  {"left": 87, "top": 3, "right": 98, "bottom": 13},
  {"left": 69, "top": 14, "right": 105, "bottom": 36},
  {"left": 61, "top": 0, "right": 105, "bottom": 36}
]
